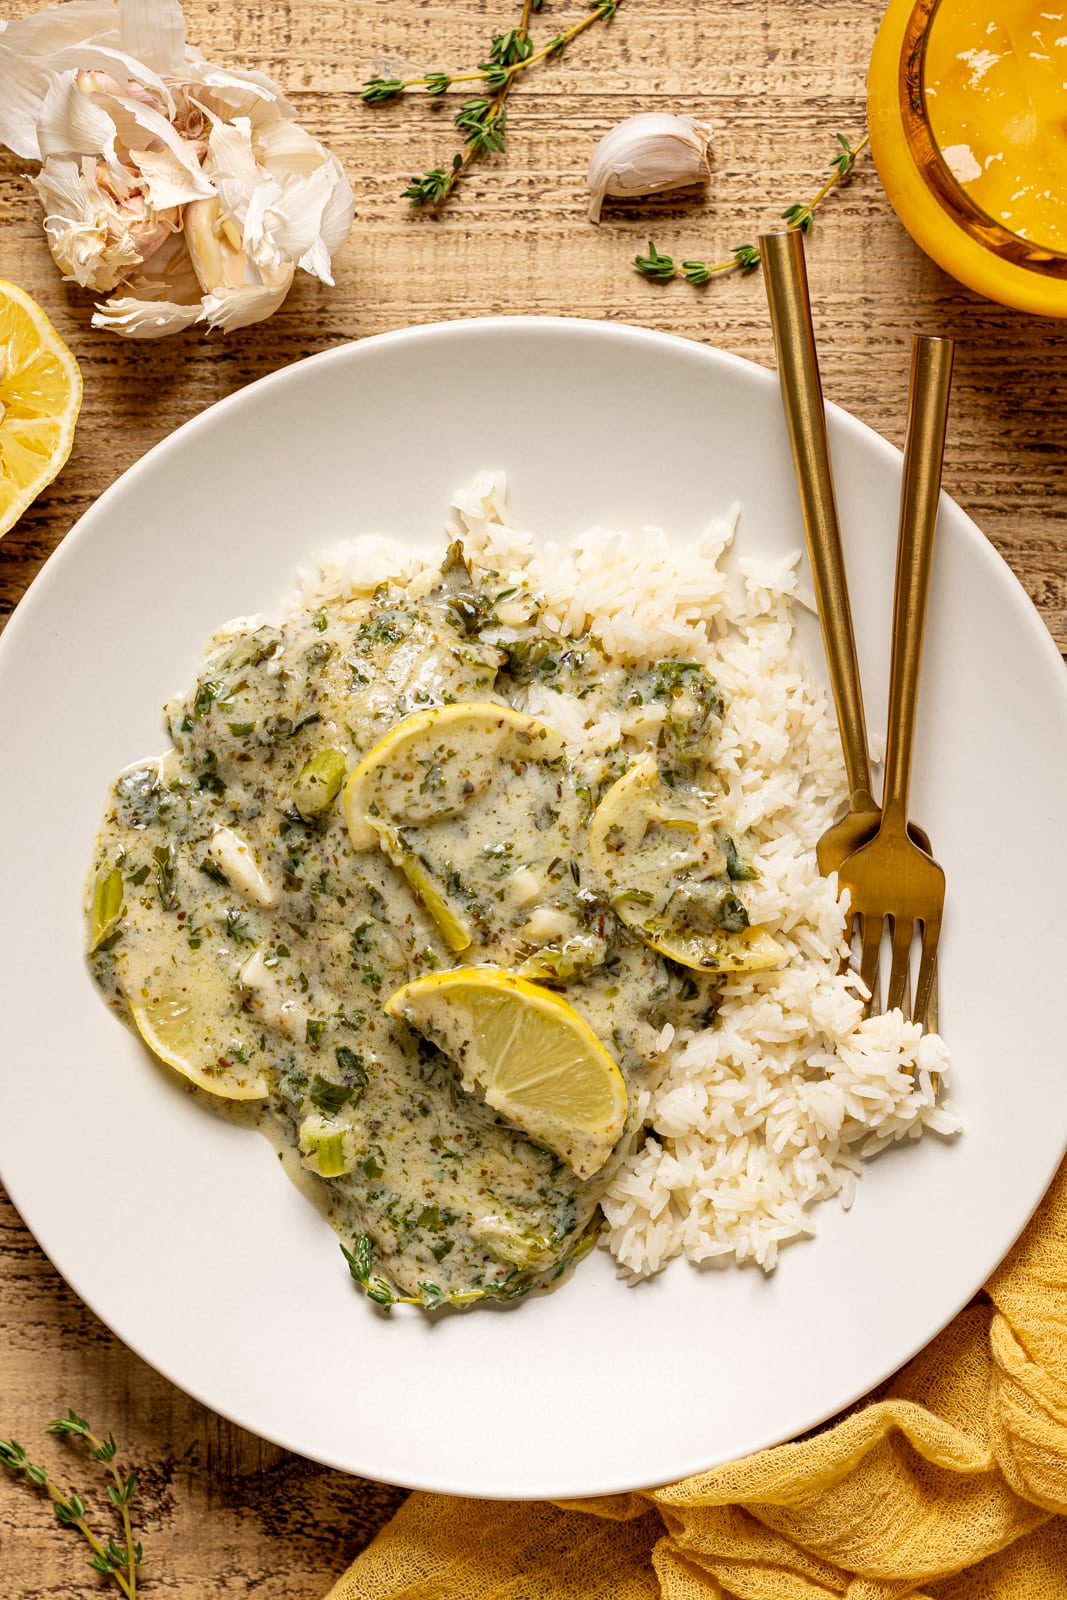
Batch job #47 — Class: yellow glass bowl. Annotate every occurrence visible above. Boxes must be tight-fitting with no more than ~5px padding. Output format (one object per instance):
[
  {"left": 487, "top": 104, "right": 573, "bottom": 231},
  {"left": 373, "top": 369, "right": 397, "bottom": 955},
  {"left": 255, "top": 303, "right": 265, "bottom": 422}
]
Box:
[{"left": 867, "top": 0, "right": 1067, "bottom": 317}]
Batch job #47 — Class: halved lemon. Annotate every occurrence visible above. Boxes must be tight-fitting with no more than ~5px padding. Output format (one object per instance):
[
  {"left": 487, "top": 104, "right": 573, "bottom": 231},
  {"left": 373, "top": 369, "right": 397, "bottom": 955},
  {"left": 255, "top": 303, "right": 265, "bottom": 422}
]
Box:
[
  {"left": 130, "top": 992, "right": 270, "bottom": 1100},
  {"left": 589, "top": 756, "right": 783, "bottom": 974},
  {"left": 0, "top": 280, "right": 82, "bottom": 537},
  {"left": 343, "top": 701, "right": 565, "bottom": 849},
  {"left": 384, "top": 967, "right": 627, "bottom": 1180}
]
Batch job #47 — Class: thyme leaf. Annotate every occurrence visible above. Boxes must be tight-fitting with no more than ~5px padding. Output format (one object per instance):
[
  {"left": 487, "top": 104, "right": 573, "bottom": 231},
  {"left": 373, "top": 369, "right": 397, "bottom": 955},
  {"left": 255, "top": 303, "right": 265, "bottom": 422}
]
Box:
[
  {"left": 360, "top": 75, "right": 404, "bottom": 103},
  {"left": 633, "top": 240, "right": 676, "bottom": 282},
  {"left": 402, "top": 161, "right": 461, "bottom": 207}
]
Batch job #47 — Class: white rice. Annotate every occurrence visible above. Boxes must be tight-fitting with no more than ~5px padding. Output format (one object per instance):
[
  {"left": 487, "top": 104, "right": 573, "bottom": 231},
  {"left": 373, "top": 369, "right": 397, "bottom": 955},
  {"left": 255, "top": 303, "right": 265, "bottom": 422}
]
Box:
[{"left": 296, "top": 470, "right": 960, "bottom": 1278}]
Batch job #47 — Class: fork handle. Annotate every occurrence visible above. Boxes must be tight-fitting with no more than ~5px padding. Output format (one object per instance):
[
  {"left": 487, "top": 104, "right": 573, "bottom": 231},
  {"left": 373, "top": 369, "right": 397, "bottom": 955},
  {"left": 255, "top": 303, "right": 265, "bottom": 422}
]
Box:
[
  {"left": 761, "top": 229, "right": 875, "bottom": 805},
  {"left": 882, "top": 334, "right": 955, "bottom": 823}
]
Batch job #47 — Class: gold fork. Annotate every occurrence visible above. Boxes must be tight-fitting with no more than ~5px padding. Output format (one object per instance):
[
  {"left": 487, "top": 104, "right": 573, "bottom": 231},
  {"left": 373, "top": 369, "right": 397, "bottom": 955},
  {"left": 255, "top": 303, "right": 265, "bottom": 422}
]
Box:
[
  {"left": 760, "top": 230, "right": 936, "bottom": 876},
  {"left": 836, "top": 333, "right": 955, "bottom": 1026}
]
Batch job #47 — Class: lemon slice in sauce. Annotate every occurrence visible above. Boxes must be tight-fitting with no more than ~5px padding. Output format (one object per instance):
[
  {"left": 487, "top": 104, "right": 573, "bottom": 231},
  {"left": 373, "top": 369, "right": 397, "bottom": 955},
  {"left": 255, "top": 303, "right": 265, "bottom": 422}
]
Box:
[
  {"left": 344, "top": 702, "right": 565, "bottom": 846},
  {"left": 129, "top": 993, "right": 270, "bottom": 1100},
  {"left": 344, "top": 703, "right": 566, "bottom": 949},
  {"left": 384, "top": 967, "right": 627, "bottom": 1181},
  {"left": 589, "top": 756, "right": 783, "bottom": 974}
]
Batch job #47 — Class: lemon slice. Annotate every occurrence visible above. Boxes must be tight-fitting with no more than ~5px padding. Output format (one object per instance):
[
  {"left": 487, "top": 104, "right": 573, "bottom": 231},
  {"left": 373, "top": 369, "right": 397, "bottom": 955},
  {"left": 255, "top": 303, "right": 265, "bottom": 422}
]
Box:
[
  {"left": 344, "top": 702, "right": 566, "bottom": 947},
  {"left": 589, "top": 756, "right": 783, "bottom": 974},
  {"left": 0, "top": 280, "right": 82, "bottom": 537},
  {"left": 130, "top": 993, "right": 270, "bottom": 1100},
  {"left": 589, "top": 756, "right": 710, "bottom": 880},
  {"left": 384, "top": 967, "right": 627, "bottom": 1180},
  {"left": 638, "top": 921, "right": 785, "bottom": 972},
  {"left": 343, "top": 702, "right": 565, "bottom": 849}
]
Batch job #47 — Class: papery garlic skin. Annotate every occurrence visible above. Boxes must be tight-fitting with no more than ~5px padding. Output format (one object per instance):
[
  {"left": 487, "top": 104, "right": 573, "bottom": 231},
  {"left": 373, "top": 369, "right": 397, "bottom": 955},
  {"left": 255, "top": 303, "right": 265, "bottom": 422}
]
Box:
[
  {"left": 587, "top": 112, "right": 713, "bottom": 224},
  {"left": 0, "top": 0, "right": 354, "bottom": 337},
  {"left": 32, "top": 154, "right": 172, "bottom": 289}
]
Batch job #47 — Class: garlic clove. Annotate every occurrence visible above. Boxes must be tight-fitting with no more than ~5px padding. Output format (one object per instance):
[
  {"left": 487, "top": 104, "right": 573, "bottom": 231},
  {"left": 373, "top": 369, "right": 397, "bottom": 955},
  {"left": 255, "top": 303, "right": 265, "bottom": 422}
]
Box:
[
  {"left": 199, "top": 269, "right": 293, "bottom": 332},
  {"left": 182, "top": 196, "right": 293, "bottom": 323},
  {"left": 90, "top": 224, "right": 211, "bottom": 334},
  {"left": 202, "top": 114, "right": 265, "bottom": 220},
  {"left": 82, "top": 77, "right": 214, "bottom": 194},
  {"left": 127, "top": 142, "right": 213, "bottom": 211},
  {"left": 587, "top": 111, "right": 713, "bottom": 224},
  {"left": 120, "top": 221, "right": 203, "bottom": 297},
  {"left": 38, "top": 156, "right": 181, "bottom": 289},
  {"left": 299, "top": 156, "right": 356, "bottom": 281},
  {"left": 203, "top": 113, "right": 354, "bottom": 287},
  {"left": 262, "top": 159, "right": 353, "bottom": 286},
  {"left": 187, "top": 59, "right": 299, "bottom": 123},
  {"left": 184, "top": 193, "right": 249, "bottom": 291}
]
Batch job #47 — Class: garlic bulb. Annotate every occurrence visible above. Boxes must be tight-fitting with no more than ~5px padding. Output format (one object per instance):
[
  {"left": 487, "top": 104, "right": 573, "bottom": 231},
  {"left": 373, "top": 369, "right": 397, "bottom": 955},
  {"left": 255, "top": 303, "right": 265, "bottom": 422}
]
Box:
[
  {"left": 0, "top": 0, "right": 354, "bottom": 337},
  {"left": 587, "top": 112, "right": 713, "bottom": 224}
]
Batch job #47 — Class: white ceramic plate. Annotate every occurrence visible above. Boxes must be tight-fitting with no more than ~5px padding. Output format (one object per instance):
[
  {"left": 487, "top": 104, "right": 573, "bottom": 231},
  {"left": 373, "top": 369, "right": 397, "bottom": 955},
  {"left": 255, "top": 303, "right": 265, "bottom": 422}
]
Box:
[{"left": 2, "top": 318, "right": 1065, "bottom": 1500}]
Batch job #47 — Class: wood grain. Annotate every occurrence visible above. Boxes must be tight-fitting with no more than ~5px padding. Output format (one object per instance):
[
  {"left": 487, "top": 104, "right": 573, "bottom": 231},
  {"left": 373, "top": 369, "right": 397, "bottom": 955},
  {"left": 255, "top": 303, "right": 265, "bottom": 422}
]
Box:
[{"left": 1, "top": 0, "right": 1065, "bottom": 1591}]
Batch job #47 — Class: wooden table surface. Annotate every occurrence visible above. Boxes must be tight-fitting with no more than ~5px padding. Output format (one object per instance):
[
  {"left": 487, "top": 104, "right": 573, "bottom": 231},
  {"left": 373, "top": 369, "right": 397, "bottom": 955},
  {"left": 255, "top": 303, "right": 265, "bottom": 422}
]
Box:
[{"left": 1, "top": 0, "right": 1065, "bottom": 1592}]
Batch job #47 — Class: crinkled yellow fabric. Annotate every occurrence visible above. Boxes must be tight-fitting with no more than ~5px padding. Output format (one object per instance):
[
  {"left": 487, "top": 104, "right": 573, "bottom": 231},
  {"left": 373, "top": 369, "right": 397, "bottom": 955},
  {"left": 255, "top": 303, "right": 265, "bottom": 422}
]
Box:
[{"left": 325, "top": 1158, "right": 1067, "bottom": 1600}]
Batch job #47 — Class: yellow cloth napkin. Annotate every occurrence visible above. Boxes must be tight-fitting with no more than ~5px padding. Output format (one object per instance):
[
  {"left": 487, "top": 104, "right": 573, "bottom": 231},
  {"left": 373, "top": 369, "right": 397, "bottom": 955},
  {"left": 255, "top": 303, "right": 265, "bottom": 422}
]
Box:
[{"left": 326, "top": 1156, "right": 1067, "bottom": 1600}]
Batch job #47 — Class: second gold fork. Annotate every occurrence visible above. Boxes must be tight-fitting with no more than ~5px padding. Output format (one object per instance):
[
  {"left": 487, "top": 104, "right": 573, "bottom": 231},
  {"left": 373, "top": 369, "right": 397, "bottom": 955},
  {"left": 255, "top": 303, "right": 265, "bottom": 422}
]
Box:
[{"left": 837, "top": 334, "right": 954, "bottom": 1028}]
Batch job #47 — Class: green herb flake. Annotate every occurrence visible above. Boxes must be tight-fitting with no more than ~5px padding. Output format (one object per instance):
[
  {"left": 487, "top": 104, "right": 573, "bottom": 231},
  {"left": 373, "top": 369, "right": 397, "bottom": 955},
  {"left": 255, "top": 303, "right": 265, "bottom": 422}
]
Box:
[
  {"left": 335, "top": 1045, "right": 370, "bottom": 1090},
  {"left": 723, "top": 833, "right": 757, "bottom": 881},
  {"left": 193, "top": 679, "right": 222, "bottom": 719},
  {"left": 311, "top": 1075, "right": 353, "bottom": 1114}
]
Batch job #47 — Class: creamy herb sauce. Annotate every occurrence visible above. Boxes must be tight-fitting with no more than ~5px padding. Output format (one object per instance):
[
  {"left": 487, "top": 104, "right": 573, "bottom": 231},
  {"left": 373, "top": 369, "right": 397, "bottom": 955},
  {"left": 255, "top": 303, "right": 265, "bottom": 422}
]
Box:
[{"left": 86, "top": 545, "right": 745, "bottom": 1310}]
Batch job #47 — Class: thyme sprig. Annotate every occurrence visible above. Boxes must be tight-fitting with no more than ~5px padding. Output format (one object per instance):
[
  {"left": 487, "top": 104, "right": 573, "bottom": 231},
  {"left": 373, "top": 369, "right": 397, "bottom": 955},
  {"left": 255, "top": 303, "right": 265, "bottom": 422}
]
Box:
[
  {"left": 634, "top": 132, "right": 869, "bottom": 285},
  {"left": 363, "top": 0, "right": 620, "bottom": 207},
  {"left": 1, "top": 1412, "right": 145, "bottom": 1596}
]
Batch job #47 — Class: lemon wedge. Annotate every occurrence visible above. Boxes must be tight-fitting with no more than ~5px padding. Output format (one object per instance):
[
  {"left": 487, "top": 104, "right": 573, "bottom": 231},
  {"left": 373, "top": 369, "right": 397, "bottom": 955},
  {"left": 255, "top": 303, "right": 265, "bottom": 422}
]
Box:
[
  {"left": 384, "top": 967, "right": 627, "bottom": 1180},
  {"left": 0, "top": 280, "right": 82, "bottom": 537},
  {"left": 589, "top": 756, "right": 783, "bottom": 974},
  {"left": 344, "top": 701, "right": 565, "bottom": 848},
  {"left": 130, "top": 992, "right": 270, "bottom": 1100}
]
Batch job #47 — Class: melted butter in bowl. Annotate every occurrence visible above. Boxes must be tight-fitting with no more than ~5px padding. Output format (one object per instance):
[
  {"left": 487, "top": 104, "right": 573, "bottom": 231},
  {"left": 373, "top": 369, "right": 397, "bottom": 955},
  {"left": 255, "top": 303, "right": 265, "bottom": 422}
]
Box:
[{"left": 923, "top": 0, "right": 1067, "bottom": 252}]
